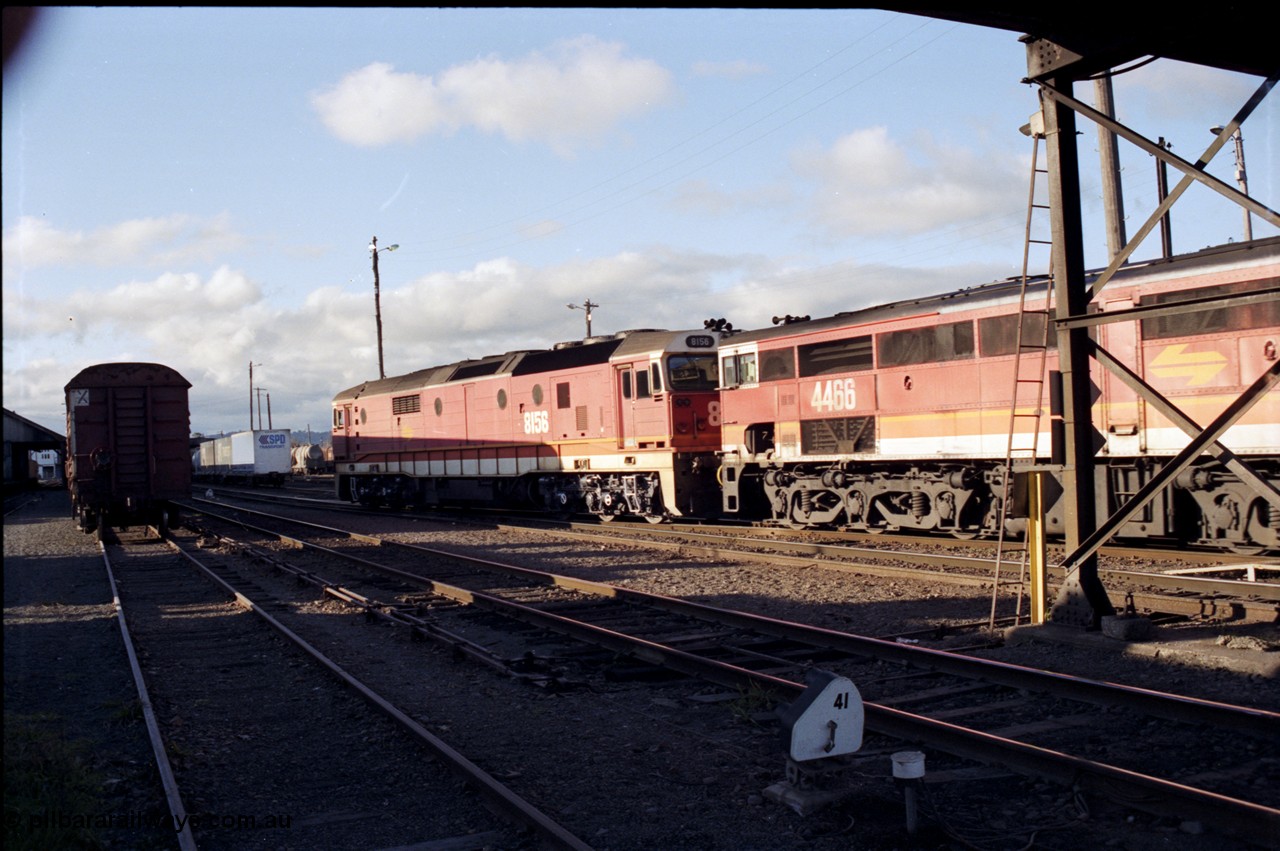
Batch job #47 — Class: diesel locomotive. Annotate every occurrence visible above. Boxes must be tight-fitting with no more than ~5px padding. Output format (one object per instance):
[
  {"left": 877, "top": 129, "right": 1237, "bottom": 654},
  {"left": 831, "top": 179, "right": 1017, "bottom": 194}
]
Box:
[
  {"left": 717, "top": 237, "right": 1278, "bottom": 553},
  {"left": 333, "top": 237, "right": 1278, "bottom": 553},
  {"left": 332, "top": 329, "right": 723, "bottom": 523}
]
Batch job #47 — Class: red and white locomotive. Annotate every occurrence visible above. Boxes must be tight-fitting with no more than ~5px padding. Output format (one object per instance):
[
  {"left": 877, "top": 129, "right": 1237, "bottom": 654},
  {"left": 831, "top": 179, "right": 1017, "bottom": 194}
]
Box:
[
  {"left": 332, "top": 238, "right": 1278, "bottom": 553},
  {"left": 716, "top": 238, "right": 1279, "bottom": 552},
  {"left": 332, "top": 329, "right": 722, "bottom": 522}
]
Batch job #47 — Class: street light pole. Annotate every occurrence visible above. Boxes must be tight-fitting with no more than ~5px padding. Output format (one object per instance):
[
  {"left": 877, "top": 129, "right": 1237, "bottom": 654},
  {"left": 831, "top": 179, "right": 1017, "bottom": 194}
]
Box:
[
  {"left": 1210, "top": 126, "right": 1252, "bottom": 241},
  {"left": 567, "top": 299, "right": 598, "bottom": 337},
  {"left": 370, "top": 236, "right": 399, "bottom": 379},
  {"left": 248, "top": 361, "right": 262, "bottom": 431}
]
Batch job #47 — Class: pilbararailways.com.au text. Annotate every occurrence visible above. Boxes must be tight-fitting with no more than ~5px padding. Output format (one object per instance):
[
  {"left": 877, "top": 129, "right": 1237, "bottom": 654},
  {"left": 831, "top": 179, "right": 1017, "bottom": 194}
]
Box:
[{"left": 11, "top": 809, "right": 293, "bottom": 833}]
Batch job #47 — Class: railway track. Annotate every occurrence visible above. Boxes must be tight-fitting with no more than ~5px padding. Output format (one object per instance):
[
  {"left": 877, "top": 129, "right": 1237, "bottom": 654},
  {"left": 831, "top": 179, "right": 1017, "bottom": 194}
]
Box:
[
  {"left": 201, "top": 486, "right": 1280, "bottom": 625},
  {"left": 103, "top": 522, "right": 588, "bottom": 850},
  {"left": 179, "top": 496, "right": 1280, "bottom": 846}
]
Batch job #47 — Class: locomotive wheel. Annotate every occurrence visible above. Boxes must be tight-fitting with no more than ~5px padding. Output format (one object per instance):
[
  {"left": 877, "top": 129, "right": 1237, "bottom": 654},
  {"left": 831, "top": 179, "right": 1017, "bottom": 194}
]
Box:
[
  {"left": 1232, "top": 498, "right": 1277, "bottom": 556},
  {"left": 598, "top": 513, "right": 616, "bottom": 523},
  {"left": 644, "top": 513, "right": 666, "bottom": 525},
  {"left": 549, "top": 493, "right": 574, "bottom": 521}
]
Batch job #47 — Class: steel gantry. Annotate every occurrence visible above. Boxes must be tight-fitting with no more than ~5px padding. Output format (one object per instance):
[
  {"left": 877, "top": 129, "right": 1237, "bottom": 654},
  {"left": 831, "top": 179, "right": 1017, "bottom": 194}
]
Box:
[
  {"left": 1024, "top": 49, "right": 1278, "bottom": 627},
  {"left": 895, "top": 9, "right": 1279, "bottom": 627}
]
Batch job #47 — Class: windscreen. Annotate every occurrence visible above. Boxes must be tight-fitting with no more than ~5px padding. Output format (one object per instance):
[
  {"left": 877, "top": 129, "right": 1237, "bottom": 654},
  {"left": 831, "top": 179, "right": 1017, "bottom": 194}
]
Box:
[{"left": 667, "top": 354, "right": 719, "bottom": 390}]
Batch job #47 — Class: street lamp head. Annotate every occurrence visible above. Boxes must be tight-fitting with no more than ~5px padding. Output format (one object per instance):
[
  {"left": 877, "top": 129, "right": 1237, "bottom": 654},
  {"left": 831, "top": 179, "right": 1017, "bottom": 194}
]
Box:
[
  {"left": 386, "top": 244, "right": 399, "bottom": 252},
  {"left": 1210, "top": 125, "right": 1225, "bottom": 136}
]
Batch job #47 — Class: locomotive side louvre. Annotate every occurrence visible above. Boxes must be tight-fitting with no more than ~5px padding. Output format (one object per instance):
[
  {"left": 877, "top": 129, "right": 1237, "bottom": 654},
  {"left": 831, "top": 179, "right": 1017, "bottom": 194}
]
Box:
[
  {"left": 718, "top": 237, "right": 1279, "bottom": 551},
  {"left": 332, "top": 329, "right": 722, "bottom": 520},
  {"left": 64, "top": 362, "right": 192, "bottom": 537}
]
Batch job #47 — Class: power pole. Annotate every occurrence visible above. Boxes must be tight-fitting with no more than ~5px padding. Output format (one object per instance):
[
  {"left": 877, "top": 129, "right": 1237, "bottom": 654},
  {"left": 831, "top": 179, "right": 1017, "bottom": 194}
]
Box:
[
  {"left": 249, "top": 361, "right": 261, "bottom": 431},
  {"left": 370, "top": 236, "right": 399, "bottom": 379},
  {"left": 372, "top": 235, "right": 386, "bottom": 380},
  {"left": 1094, "top": 74, "right": 1127, "bottom": 260},
  {"left": 567, "top": 299, "right": 598, "bottom": 337}
]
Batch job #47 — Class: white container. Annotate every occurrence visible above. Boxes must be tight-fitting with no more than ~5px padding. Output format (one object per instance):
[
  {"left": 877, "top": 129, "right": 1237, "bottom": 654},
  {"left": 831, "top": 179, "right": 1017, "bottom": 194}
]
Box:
[{"left": 891, "top": 751, "right": 926, "bottom": 780}]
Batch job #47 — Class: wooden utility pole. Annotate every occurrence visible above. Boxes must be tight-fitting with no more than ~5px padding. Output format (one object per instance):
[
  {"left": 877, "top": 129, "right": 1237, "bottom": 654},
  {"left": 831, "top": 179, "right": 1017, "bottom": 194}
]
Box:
[{"left": 1094, "top": 75, "right": 1126, "bottom": 260}]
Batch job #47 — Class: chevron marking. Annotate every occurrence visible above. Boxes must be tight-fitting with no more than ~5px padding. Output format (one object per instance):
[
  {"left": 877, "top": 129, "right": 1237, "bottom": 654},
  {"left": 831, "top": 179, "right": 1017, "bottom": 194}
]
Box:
[{"left": 1149, "top": 344, "right": 1227, "bottom": 387}]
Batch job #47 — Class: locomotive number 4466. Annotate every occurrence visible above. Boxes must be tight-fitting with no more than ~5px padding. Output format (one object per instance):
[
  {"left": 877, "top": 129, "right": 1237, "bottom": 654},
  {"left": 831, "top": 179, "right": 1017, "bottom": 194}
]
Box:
[{"left": 811, "top": 379, "right": 857, "bottom": 413}]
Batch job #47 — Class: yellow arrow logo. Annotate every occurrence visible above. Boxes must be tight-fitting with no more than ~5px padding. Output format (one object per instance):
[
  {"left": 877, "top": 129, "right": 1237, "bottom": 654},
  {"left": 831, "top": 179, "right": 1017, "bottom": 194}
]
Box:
[{"left": 1149, "top": 344, "right": 1227, "bottom": 387}]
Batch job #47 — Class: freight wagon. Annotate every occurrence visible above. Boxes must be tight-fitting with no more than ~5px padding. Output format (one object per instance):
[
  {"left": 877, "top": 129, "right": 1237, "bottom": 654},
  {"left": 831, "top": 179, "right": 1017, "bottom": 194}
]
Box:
[
  {"left": 65, "top": 362, "right": 191, "bottom": 537},
  {"left": 291, "top": 443, "right": 331, "bottom": 475}
]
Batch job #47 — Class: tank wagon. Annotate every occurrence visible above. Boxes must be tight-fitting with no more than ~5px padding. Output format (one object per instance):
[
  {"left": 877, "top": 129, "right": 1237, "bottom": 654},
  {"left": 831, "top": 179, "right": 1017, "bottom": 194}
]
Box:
[
  {"left": 332, "top": 329, "right": 722, "bottom": 521},
  {"left": 716, "top": 238, "right": 1279, "bottom": 553},
  {"left": 195, "top": 429, "right": 292, "bottom": 486},
  {"left": 291, "top": 443, "right": 331, "bottom": 475},
  {"left": 65, "top": 362, "right": 191, "bottom": 537}
]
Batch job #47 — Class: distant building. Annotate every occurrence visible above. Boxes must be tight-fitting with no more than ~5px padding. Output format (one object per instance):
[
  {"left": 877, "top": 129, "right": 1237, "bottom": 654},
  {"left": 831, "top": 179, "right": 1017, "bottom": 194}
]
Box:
[{"left": 4, "top": 408, "right": 64, "bottom": 490}]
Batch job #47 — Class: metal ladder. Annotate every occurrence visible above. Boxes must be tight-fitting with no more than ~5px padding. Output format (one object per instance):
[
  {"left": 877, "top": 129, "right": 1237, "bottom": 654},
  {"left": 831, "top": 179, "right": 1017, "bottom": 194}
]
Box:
[{"left": 988, "top": 127, "right": 1055, "bottom": 632}]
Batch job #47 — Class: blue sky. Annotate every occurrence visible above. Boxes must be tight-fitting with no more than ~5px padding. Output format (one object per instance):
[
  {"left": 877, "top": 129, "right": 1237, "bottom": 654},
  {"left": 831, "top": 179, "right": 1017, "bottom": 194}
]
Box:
[{"left": 4, "top": 8, "right": 1275, "bottom": 437}]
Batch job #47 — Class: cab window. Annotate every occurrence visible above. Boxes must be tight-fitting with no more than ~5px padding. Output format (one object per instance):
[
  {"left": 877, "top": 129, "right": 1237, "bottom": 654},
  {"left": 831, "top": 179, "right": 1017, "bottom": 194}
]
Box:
[
  {"left": 668, "top": 354, "right": 719, "bottom": 390},
  {"left": 721, "top": 352, "right": 757, "bottom": 388}
]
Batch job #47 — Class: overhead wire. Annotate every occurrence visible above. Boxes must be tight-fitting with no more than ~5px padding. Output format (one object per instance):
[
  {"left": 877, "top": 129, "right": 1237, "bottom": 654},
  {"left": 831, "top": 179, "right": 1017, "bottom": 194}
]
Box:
[
  {"left": 435, "top": 14, "right": 904, "bottom": 249},
  {"left": 417, "top": 16, "right": 968, "bottom": 266}
]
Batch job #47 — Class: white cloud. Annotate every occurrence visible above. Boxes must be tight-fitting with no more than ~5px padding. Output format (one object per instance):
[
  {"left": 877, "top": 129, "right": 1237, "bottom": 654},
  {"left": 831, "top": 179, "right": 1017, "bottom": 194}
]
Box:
[
  {"left": 793, "top": 126, "right": 1024, "bottom": 237},
  {"left": 2, "top": 213, "right": 246, "bottom": 270},
  {"left": 1113, "top": 61, "right": 1262, "bottom": 126},
  {"left": 1, "top": 246, "right": 1013, "bottom": 437},
  {"left": 311, "top": 37, "right": 675, "bottom": 155}
]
